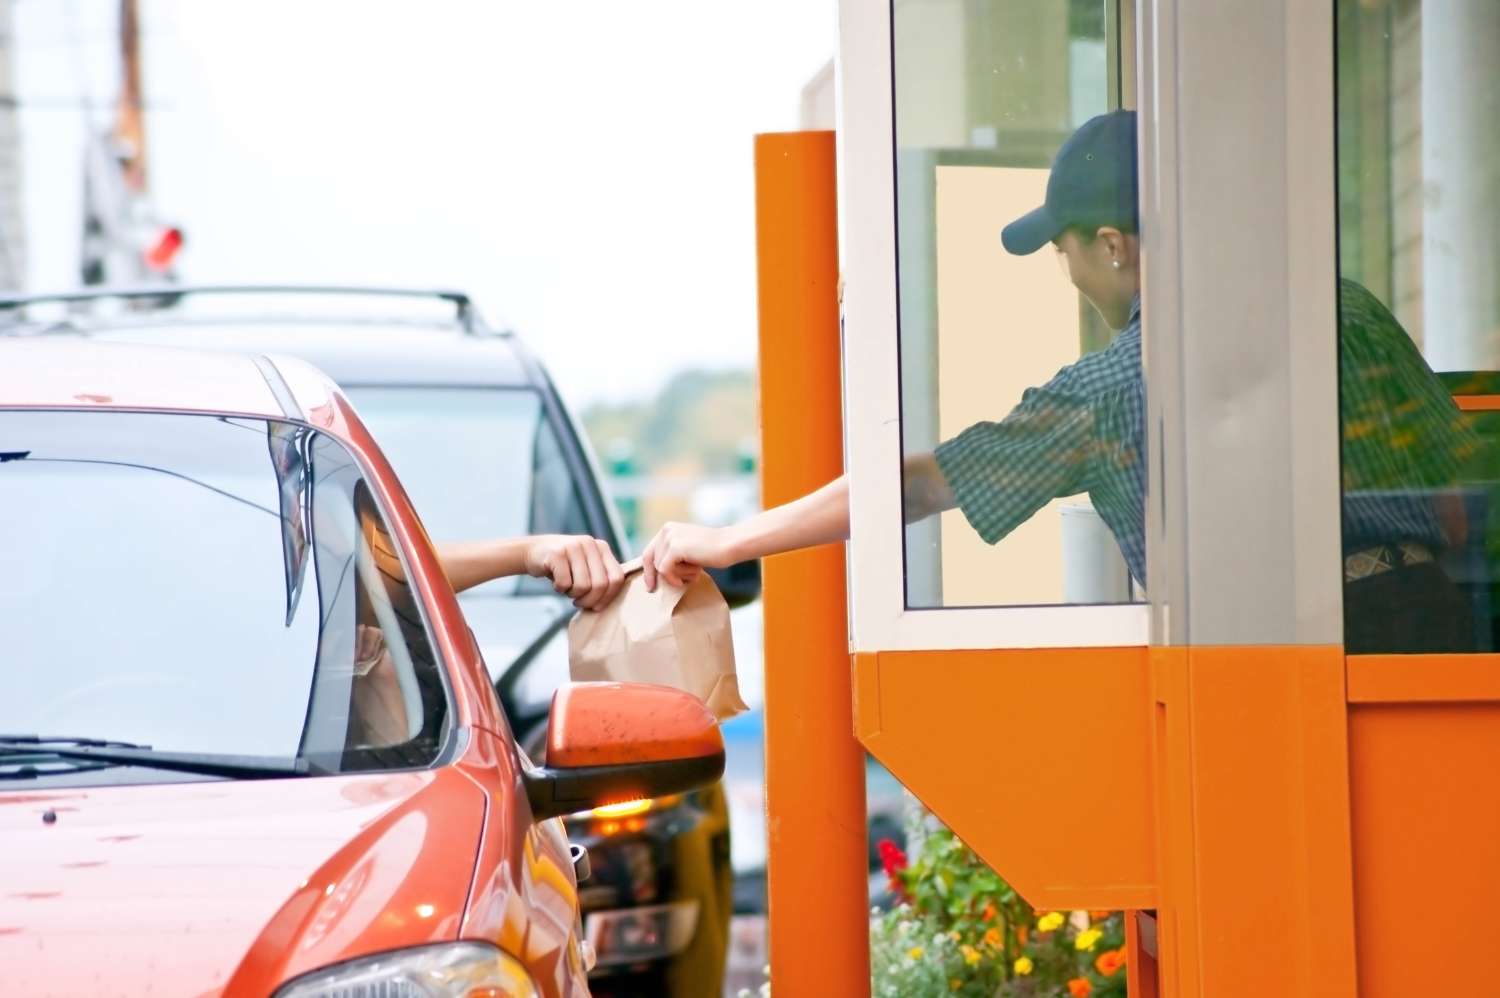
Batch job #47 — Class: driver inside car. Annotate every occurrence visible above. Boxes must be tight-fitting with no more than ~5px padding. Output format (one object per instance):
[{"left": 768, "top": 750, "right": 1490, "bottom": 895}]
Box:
[{"left": 348, "top": 533, "right": 627, "bottom": 748}]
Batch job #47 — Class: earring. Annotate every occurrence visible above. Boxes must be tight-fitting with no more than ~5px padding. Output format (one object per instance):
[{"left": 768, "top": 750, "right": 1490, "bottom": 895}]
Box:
[{"left": 1112, "top": 260, "right": 1120, "bottom": 270}]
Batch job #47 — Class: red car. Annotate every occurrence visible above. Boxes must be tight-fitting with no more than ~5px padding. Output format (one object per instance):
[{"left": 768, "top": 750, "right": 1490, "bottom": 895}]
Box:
[{"left": 0, "top": 340, "right": 724, "bottom": 997}]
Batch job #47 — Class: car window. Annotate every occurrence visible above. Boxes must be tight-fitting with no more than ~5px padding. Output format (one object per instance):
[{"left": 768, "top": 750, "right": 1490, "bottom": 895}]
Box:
[
  {"left": 344, "top": 386, "right": 592, "bottom": 596},
  {"left": 0, "top": 410, "right": 448, "bottom": 780}
]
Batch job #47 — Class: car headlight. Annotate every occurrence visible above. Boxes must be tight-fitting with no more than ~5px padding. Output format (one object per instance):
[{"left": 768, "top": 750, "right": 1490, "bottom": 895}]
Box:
[{"left": 273, "top": 941, "right": 540, "bottom": 998}]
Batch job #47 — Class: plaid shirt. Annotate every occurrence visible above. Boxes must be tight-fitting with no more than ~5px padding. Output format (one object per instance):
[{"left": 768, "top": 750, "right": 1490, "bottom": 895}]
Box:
[
  {"left": 933, "top": 284, "right": 1484, "bottom": 591},
  {"left": 935, "top": 298, "right": 1147, "bottom": 585},
  {"left": 1338, "top": 280, "right": 1485, "bottom": 553}
]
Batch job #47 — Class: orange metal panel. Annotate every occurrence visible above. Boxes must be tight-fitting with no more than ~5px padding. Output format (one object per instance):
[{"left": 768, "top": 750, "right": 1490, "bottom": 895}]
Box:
[
  {"left": 1453, "top": 394, "right": 1500, "bottom": 411},
  {"left": 1148, "top": 647, "right": 1197, "bottom": 998},
  {"left": 854, "top": 647, "right": 1156, "bottom": 911},
  {"left": 754, "top": 130, "right": 870, "bottom": 994},
  {"left": 1151, "top": 645, "right": 1358, "bottom": 998},
  {"left": 1349, "top": 699, "right": 1500, "bottom": 998},
  {"left": 1347, "top": 652, "right": 1500, "bottom": 703}
]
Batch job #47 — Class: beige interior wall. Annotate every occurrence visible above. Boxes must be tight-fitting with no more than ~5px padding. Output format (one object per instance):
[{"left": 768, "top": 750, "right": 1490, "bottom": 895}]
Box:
[{"left": 933, "top": 165, "right": 1084, "bottom": 606}]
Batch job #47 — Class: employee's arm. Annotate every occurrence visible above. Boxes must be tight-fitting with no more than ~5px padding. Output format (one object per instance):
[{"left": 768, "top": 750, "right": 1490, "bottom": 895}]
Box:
[
  {"left": 642, "top": 454, "right": 956, "bottom": 589},
  {"left": 901, "top": 452, "right": 957, "bottom": 523},
  {"left": 435, "top": 535, "right": 625, "bottom": 610}
]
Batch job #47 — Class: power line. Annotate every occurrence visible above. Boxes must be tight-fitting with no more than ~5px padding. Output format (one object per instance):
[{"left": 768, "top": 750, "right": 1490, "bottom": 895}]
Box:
[{"left": 0, "top": 95, "right": 171, "bottom": 109}]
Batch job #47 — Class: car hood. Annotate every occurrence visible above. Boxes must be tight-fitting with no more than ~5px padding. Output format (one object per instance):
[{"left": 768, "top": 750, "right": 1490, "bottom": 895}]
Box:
[{"left": 0, "top": 767, "right": 486, "bottom": 998}]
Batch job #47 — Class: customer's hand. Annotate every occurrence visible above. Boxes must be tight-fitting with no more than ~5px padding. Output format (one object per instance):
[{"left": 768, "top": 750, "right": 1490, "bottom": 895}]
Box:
[
  {"left": 642, "top": 522, "right": 735, "bottom": 592},
  {"left": 523, "top": 535, "right": 626, "bottom": 610}
]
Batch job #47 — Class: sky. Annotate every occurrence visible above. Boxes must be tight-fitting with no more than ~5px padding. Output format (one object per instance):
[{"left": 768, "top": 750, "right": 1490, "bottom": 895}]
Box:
[{"left": 13, "top": 0, "right": 836, "bottom": 405}]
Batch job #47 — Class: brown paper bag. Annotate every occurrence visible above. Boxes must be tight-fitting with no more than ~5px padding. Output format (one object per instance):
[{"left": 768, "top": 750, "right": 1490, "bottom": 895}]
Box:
[{"left": 567, "top": 558, "right": 748, "bottom": 720}]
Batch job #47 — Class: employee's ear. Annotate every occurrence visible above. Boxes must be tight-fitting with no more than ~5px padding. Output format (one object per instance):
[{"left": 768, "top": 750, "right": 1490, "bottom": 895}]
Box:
[{"left": 1096, "top": 226, "right": 1138, "bottom": 268}]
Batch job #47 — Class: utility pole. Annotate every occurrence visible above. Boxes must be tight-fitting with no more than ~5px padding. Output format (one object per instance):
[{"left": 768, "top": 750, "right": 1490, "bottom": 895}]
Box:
[
  {"left": 80, "top": 0, "right": 181, "bottom": 287},
  {"left": 0, "top": 0, "right": 27, "bottom": 289},
  {"left": 115, "top": 0, "right": 147, "bottom": 194}
]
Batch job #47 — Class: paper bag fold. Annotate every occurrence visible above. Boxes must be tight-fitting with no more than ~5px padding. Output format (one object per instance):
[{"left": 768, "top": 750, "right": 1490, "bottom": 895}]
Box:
[{"left": 568, "top": 561, "right": 748, "bottom": 720}]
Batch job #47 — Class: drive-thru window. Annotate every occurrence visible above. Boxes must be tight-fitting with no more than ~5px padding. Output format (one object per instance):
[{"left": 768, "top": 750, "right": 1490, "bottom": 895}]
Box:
[{"left": 755, "top": 2, "right": 1500, "bottom": 996}]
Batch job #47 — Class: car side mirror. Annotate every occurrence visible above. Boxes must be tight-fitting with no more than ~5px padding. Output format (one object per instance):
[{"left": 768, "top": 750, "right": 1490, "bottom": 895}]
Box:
[
  {"left": 523, "top": 681, "right": 725, "bottom": 822},
  {"left": 707, "top": 558, "right": 761, "bottom": 610}
]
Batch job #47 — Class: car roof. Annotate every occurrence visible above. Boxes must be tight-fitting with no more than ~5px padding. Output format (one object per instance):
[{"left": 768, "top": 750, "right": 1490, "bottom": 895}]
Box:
[
  {"left": 16, "top": 317, "right": 538, "bottom": 389},
  {"left": 0, "top": 340, "right": 304, "bottom": 416}
]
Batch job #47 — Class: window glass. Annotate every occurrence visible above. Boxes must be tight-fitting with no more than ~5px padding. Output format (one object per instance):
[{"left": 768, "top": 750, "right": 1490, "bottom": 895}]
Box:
[
  {"left": 1335, "top": 0, "right": 1500, "bottom": 652},
  {"left": 893, "top": 0, "right": 1140, "bottom": 609},
  {"left": 0, "top": 411, "right": 448, "bottom": 784},
  {"left": 346, "top": 386, "right": 591, "bottom": 596}
]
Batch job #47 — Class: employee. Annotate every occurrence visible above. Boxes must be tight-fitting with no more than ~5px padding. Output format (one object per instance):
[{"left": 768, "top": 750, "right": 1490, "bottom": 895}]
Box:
[{"left": 640, "top": 109, "right": 1488, "bottom": 653}]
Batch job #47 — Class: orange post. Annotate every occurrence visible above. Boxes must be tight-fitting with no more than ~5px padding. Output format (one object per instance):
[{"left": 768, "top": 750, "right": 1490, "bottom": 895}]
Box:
[{"left": 754, "top": 130, "right": 869, "bottom": 995}]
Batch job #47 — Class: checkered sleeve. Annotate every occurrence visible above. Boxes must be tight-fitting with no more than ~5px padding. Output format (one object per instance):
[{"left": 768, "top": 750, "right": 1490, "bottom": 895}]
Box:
[{"left": 932, "top": 384, "right": 1095, "bottom": 545}]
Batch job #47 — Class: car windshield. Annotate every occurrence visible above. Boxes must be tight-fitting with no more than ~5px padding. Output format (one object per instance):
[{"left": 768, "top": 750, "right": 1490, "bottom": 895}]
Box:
[
  {"left": 0, "top": 410, "right": 449, "bottom": 781},
  {"left": 343, "top": 386, "right": 591, "bottom": 597}
]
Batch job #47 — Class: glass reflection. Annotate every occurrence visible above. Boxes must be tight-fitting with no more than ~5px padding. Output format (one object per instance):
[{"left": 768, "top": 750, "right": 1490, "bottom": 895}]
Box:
[
  {"left": 0, "top": 411, "right": 448, "bottom": 781},
  {"left": 1337, "top": 0, "right": 1500, "bottom": 653}
]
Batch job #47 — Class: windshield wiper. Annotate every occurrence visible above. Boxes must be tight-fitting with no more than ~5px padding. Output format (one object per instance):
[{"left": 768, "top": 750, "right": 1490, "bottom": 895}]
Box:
[
  {"left": 0, "top": 734, "right": 153, "bottom": 749},
  {"left": 0, "top": 737, "right": 313, "bottom": 780}
]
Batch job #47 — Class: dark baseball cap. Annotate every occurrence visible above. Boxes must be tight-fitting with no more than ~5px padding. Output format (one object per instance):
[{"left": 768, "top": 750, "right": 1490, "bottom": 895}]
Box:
[{"left": 1001, "top": 109, "right": 1139, "bottom": 256}]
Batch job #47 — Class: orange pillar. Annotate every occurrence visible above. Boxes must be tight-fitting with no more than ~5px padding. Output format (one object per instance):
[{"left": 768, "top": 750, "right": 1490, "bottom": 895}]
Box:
[{"left": 754, "top": 130, "right": 869, "bottom": 995}]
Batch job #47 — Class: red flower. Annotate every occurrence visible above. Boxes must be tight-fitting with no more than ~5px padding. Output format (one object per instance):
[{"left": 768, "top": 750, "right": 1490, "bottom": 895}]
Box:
[
  {"left": 876, "top": 839, "right": 908, "bottom": 899},
  {"left": 877, "top": 839, "right": 907, "bottom": 878},
  {"left": 1067, "top": 978, "right": 1093, "bottom": 998}
]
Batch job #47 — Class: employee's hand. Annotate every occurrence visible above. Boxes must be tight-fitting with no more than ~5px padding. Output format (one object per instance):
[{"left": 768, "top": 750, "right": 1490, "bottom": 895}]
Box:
[
  {"left": 523, "top": 535, "right": 626, "bottom": 610},
  {"left": 642, "top": 522, "right": 735, "bottom": 592}
]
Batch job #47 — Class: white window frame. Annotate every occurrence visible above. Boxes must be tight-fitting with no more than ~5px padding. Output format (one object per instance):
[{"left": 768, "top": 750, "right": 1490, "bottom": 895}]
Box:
[{"left": 834, "top": 0, "right": 1150, "bottom": 652}]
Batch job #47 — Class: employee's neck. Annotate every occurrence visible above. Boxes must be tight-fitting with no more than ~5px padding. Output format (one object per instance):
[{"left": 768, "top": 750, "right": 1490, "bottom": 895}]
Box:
[{"left": 1094, "top": 276, "right": 1141, "bottom": 330}]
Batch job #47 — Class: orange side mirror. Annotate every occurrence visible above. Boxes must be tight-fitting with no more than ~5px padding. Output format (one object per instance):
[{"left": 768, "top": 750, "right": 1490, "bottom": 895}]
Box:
[{"left": 523, "top": 681, "right": 725, "bottom": 822}]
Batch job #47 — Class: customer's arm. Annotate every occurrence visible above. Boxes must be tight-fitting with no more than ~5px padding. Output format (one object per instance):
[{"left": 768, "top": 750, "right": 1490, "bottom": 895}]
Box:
[
  {"left": 436, "top": 535, "right": 625, "bottom": 610},
  {"left": 641, "top": 454, "right": 955, "bottom": 590}
]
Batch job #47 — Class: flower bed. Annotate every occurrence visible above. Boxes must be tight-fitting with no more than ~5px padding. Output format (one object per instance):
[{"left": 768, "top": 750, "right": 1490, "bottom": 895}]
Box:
[{"left": 871, "top": 820, "right": 1127, "bottom": 998}]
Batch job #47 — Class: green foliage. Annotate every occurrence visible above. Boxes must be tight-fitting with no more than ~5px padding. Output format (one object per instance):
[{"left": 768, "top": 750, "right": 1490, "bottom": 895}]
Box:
[
  {"left": 871, "top": 824, "right": 1128, "bottom": 998},
  {"left": 581, "top": 367, "right": 756, "bottom": 475}
]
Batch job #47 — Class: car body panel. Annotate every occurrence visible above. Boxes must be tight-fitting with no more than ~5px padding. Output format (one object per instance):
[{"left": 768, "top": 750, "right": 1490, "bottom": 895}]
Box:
[
  {"left": 461, "top": 726, "right": 588, "bottom": 997},
  {"left": 0, "top": 340, "right": 283, "bottom": 416},
  {"left": 0, "top": 767, "right": 481, "bottom": 998}
]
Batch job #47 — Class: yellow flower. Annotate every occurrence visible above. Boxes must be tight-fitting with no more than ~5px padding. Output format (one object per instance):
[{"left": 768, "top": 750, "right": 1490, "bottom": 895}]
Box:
[
  {"left": 907, "top": 946, "right": 924, "bottom": 960},
  {"left": 1037, "top": 911, "right": 1066, "bottom": 933},
  {"left": 983, "top": 927, "right": 1003, "bottom": 948},
  {"left": 961, "top": 944, "right": 982, "bottom": 966},
  {"left": 1075, "top": 927, "right": 1104, "bottom": 952},
  {"left": 949, "top": 980, "right": 962, "bottom": 992},
  {"left": 949, "top": 930, "right": 962, "bottom": 942},
  {"left": 1014, "top": 956, "right": 1035, "bottom": 976}
]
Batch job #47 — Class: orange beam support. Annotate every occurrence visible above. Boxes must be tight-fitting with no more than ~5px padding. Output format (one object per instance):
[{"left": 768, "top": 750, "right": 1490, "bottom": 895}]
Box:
[
  {"left": 754, "top": 130, "right": 869, "bottom": 995},
  {"left": 1150, "top": 646, "right": 1359, "bottom": 998},
  {"left": 1348, "top": 652, "right": 1500, "bottom": 702}
]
